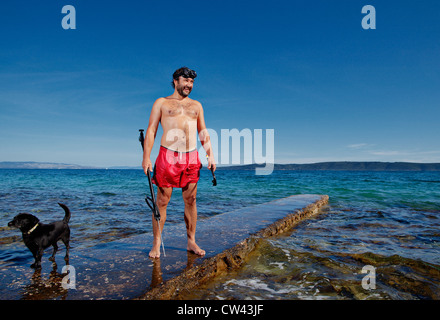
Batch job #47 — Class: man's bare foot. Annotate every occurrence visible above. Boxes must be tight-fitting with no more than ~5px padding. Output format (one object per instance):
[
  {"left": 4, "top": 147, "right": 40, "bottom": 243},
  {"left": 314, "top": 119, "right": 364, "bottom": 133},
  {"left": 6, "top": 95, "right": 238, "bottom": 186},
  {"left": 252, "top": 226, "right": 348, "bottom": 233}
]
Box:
[
  {"left": 149, "top": 240, "right": 161, "bottom": 258},
  {"left": 187, "top": 241, "right": 205, "bottom": 256}
]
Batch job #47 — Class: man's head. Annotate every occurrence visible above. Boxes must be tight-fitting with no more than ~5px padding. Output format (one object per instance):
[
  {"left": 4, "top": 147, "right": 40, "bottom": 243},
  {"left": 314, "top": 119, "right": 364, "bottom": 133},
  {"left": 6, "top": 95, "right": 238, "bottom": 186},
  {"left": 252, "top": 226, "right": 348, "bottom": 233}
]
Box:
[{"left": 171, "top": 67, "right": 197, "bottom": 97}]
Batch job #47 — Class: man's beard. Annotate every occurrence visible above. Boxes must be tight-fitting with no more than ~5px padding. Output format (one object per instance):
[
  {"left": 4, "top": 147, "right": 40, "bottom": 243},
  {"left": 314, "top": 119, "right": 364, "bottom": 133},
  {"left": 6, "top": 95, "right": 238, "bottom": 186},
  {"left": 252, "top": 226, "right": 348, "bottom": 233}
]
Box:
[{"left": 176, "top": 84, "right": 192, "bottom": 97}]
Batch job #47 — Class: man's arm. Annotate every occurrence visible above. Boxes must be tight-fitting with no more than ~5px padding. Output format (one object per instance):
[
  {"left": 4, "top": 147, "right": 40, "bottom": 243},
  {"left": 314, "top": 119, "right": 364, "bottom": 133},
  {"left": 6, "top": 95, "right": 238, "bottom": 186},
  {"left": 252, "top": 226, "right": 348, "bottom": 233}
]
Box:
[
  {"left": 142, "top": 98, "right": 162, "bottom": 175},
  {"left": 197, "top": 103, "right": 216, "bottom": 172}
]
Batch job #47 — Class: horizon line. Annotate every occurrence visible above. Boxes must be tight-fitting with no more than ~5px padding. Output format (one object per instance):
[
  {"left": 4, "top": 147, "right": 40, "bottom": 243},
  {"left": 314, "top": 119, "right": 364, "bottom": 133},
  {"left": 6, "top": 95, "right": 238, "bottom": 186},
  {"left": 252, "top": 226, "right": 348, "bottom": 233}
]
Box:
[{"left": 1, "top": 160, "right": 440, "bottom": 170}]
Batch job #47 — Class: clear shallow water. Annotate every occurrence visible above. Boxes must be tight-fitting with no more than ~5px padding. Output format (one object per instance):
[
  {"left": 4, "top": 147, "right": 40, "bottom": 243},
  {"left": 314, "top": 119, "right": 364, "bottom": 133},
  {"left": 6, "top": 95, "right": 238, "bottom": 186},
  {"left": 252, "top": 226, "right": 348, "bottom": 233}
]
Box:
[{"left": 1, "top": 169, "right": 440, "bottom": 299}]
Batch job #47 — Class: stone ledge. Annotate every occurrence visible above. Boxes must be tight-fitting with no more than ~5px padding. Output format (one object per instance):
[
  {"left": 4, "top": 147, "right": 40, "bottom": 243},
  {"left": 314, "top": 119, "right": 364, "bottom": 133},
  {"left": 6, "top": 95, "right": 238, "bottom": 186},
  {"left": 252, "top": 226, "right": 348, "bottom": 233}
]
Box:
[{"left": 138, "top": 195, "right": 329, "bottom": 300}]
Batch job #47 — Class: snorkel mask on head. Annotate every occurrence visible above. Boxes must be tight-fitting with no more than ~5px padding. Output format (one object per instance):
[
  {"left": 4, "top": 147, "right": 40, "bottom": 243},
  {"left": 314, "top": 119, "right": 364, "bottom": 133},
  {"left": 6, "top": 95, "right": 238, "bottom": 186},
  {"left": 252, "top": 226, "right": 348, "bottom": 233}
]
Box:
[{"left": 171, "top": 67, "right": 197, "bottom": 88}]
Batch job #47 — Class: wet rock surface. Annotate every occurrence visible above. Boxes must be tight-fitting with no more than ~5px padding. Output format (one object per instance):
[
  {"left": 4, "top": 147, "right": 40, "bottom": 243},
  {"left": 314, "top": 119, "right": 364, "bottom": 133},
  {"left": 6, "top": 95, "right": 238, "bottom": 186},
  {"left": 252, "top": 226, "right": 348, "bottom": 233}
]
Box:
[{"left": 0, "top": 194, "right": 328, "bottom": 300}]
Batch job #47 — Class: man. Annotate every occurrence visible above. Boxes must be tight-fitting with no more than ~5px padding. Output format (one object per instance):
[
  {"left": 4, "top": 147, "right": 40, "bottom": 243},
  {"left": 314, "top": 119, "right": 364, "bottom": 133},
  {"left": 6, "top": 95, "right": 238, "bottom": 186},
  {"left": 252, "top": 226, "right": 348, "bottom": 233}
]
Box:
[{"left": 142, "top": 67, "right": 216, "bottom": 258}]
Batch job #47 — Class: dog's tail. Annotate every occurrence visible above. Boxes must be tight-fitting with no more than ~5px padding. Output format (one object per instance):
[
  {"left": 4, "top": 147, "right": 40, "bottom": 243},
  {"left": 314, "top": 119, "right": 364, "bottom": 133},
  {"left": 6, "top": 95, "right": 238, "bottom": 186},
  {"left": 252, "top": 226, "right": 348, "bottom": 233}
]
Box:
[{"left": 58, "top": 203, "right": 71, "bottom": 223}]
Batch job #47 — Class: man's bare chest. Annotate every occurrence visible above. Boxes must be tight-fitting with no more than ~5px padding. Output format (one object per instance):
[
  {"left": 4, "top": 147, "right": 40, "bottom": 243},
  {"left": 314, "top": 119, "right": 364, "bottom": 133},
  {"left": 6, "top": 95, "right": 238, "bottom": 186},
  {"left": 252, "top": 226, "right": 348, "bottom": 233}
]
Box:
[{"left": 163, "top": 102, "right": 199, "bottom": 119}]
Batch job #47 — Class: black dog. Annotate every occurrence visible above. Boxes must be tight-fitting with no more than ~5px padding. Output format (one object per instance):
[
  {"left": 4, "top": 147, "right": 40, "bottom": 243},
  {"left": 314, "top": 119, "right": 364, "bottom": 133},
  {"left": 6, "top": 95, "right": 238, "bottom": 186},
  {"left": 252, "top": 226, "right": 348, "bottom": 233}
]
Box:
[{"left": 8, "top": 203, "right": 71, "bottom": 269}]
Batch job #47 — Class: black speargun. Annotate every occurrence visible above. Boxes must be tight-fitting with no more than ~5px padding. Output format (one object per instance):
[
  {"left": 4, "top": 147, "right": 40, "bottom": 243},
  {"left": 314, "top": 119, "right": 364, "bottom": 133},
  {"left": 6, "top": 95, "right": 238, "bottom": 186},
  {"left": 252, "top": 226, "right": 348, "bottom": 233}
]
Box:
[{"left": 139, "top": 129, "right": 165, "bottom": 257}]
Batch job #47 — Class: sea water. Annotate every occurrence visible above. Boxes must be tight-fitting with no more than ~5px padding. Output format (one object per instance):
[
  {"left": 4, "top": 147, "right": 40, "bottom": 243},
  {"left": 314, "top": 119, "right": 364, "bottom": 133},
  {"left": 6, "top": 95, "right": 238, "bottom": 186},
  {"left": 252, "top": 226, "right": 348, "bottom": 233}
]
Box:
[{"left": 1, "top": 169, "right": 439, "bottom": 299}]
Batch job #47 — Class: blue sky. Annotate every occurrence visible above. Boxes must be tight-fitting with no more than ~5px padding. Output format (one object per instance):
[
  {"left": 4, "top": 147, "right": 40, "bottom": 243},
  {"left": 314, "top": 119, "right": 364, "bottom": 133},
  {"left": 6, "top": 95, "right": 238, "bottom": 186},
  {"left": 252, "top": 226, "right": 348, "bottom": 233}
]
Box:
[{"left": 1, "top": 0, "right": 439, "bottom": 167}]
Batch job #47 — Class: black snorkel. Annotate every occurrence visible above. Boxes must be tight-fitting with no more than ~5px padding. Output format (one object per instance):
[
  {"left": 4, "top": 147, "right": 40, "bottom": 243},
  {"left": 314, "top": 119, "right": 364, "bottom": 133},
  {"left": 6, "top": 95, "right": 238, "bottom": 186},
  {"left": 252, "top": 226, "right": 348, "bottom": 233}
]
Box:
[{"left": 206, "top": 155, "right": 217, "bottom": 186}]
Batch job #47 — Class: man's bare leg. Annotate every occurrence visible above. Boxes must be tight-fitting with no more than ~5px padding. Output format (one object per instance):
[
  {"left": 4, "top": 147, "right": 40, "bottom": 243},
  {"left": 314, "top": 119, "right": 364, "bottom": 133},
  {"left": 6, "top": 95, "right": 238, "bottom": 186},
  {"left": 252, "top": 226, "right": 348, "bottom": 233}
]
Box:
[
  {"left": 149, "top": 186, "right": 172, "bottom": 258},
  {"left": 182, "top": 183, "right": 205, "bottom": 256}
]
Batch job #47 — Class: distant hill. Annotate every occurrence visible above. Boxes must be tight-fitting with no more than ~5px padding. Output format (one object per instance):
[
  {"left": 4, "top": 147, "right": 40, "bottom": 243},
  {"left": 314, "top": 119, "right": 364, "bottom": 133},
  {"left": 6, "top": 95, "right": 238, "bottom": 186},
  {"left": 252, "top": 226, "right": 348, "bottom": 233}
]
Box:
[
  {"left": 218, "top": 161, "right": 440, "bottom": 171},
  {"left": 0, "top": 161, "right": 97, "bottom": 169}
]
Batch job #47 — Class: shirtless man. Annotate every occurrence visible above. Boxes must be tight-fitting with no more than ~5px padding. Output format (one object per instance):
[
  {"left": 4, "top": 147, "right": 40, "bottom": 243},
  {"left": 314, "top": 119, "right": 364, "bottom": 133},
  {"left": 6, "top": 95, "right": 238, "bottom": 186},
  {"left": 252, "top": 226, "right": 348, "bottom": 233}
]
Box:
[{"left": 142, "top": 67, "right": 216, "bottom": 258}]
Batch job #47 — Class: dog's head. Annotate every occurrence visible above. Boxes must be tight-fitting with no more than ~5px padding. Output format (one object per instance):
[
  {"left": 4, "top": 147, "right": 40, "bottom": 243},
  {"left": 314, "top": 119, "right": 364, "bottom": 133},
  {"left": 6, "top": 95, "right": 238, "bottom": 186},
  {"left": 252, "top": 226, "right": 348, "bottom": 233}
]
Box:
[{"left": 8, "top": 213, "right": 40, "bottom": 233}]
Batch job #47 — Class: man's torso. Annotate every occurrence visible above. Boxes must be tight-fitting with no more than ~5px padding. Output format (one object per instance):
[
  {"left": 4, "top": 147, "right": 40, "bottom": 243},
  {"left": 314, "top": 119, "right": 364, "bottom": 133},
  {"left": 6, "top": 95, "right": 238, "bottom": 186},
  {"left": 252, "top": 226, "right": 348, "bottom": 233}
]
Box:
[{"left": 159, "top": 97, "right": 200, "bottom": 152}]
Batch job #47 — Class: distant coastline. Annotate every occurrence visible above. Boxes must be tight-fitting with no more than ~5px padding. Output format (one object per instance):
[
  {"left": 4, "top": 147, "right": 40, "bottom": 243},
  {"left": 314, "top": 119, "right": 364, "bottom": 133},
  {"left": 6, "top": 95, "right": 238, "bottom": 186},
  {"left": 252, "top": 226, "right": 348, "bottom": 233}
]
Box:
[
  {"left": 1, "top": 161, "right": 440, "bottom": 171},
  {"left": 0, "top": 161, "right": 97, "bottom": 170},
  {"left": 221, "top": 162, "right": 440, "bottom": 171}
]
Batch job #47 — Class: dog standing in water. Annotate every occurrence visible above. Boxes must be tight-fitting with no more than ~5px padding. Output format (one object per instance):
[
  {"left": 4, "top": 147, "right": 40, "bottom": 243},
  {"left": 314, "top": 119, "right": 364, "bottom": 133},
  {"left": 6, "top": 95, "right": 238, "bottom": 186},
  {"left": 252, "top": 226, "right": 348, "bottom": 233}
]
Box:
[{"left": 8, "top": 203, "right": 71, "bottom": 269}]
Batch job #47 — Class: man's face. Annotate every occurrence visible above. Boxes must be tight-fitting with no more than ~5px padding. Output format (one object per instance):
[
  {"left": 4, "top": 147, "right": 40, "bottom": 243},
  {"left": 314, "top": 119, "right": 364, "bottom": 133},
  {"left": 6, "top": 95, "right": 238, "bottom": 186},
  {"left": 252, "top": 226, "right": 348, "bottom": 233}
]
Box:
[{"left": 175, "top": 76, "right": 194, "bottom": 97}]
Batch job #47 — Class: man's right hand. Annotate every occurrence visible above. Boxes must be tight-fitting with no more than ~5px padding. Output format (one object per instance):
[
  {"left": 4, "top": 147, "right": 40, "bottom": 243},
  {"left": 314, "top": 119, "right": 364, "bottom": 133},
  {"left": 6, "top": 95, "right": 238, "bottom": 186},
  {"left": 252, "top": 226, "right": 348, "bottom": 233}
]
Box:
[{"left": 142, "top": 159, "right": 153, "bottom": 176}]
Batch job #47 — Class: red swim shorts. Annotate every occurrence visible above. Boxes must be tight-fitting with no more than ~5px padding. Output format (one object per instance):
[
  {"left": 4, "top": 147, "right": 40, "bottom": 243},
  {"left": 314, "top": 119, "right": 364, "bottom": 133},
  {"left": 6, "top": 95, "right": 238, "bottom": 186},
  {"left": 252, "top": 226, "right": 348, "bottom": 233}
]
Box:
[{"left": 152, "top": 146, "right": 202, "bottom": 188}]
